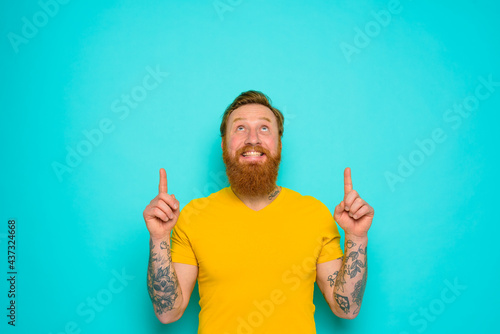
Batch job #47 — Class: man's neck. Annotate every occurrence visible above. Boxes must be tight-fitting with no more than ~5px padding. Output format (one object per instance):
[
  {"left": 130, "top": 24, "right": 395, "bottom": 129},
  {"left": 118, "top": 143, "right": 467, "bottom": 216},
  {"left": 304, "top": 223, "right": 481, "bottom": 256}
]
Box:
[{"left": 232, "top": 185, "right": 282, "bottom": 212}]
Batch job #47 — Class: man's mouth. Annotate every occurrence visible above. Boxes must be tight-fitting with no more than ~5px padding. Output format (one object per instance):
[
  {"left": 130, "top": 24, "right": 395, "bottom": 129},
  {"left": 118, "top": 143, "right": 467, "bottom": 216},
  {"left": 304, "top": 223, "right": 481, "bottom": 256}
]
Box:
[{"left": 241, "top": 151, "right": 265, "bottom": 157}]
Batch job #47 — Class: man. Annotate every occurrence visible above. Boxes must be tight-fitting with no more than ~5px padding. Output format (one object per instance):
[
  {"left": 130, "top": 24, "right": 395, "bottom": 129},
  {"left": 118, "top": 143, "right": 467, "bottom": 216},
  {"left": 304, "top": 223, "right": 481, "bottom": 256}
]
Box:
[{"left": 144, "top": 90, "right": 374, "bottom": 333}]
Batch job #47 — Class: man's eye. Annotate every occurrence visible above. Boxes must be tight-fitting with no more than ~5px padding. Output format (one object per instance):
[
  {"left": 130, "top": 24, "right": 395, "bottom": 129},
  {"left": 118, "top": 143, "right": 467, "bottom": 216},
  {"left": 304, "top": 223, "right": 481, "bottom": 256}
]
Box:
[
  {"left": 262, "top": 126, "right": 269, "bottom": 131},
  {"left": 237, "top": 126, "right": 244, "bottom": 131}
]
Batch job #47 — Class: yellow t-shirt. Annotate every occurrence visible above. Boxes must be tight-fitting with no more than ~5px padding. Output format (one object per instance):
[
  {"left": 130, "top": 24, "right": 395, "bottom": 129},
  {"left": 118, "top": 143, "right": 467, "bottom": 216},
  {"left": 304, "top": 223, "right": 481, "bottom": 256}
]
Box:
[{"left": 171, "top": 186, "right": 343, "bottom": 334}]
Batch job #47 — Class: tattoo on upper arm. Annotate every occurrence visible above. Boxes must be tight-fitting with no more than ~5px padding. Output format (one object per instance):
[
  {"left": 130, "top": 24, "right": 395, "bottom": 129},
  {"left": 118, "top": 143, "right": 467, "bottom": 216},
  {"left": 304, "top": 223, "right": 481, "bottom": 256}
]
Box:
[{"left": 147, "top": 239, "right": 180, "bottom": 314}]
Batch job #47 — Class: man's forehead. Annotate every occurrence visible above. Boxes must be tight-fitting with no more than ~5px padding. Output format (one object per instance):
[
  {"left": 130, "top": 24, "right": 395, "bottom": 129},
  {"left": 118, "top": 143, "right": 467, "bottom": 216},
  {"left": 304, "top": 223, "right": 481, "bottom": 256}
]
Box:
[
  {"left": 229, "top": 104, "right": 276, "bottom": 124},
  {"left": 232, "top": 116, "right": 272, "bottom": 123}
]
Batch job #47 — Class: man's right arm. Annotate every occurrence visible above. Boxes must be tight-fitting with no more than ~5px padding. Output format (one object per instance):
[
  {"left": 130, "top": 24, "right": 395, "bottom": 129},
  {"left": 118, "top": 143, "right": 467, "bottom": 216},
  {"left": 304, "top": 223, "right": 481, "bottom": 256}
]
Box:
[
  {"left": 147, "top": 235, "right": 198, "bottom": 323},
  {"left": 144, "top": 168, "right": 198, "bottom": 324}
]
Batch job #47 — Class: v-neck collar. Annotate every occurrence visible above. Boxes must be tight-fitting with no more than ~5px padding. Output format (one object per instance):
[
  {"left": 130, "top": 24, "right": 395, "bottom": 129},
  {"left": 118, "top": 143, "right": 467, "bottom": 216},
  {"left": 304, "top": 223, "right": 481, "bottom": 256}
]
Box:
[{"left": 227, "top": 186, "right": 286, "bottom": 214}]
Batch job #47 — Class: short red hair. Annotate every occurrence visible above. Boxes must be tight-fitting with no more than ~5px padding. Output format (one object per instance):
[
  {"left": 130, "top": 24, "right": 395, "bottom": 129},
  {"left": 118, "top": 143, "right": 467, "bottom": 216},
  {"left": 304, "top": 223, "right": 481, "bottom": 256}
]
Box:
[{"left": 220, "top": 90, "right": 285, "bottom": 139}]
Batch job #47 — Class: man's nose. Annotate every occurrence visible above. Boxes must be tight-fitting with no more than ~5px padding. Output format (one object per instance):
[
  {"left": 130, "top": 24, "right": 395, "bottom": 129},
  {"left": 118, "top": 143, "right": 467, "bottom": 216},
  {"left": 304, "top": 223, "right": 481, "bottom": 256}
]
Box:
[{"left": 244, "top": 127, "right": 261, "bottom": 145}]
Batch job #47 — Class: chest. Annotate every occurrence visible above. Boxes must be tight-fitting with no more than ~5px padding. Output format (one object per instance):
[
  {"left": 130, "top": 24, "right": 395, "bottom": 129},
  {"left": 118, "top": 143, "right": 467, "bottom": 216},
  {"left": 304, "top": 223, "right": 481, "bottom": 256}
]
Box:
[{"left": 190, "top": 212, "right": 324, "bottom": 286}]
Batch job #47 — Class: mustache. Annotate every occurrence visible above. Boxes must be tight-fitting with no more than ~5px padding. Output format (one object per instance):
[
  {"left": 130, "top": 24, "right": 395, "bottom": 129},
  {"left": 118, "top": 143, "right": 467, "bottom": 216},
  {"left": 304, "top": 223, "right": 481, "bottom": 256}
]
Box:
[{"left": 237, "top": 146, "right": 269, "bottom": 155}]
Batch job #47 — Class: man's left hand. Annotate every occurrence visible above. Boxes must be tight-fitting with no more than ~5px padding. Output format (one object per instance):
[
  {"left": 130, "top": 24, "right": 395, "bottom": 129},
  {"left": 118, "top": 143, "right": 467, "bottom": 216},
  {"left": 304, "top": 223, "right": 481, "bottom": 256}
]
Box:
[{"left": 333, "top": 167, "right": 374, "bottom": 239}]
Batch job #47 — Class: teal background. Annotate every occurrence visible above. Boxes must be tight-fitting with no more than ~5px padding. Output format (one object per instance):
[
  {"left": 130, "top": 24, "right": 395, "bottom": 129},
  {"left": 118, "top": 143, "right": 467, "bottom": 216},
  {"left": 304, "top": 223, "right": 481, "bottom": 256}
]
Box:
[{"left": 1, "top": 0, "right": 498, "bottom": 333}]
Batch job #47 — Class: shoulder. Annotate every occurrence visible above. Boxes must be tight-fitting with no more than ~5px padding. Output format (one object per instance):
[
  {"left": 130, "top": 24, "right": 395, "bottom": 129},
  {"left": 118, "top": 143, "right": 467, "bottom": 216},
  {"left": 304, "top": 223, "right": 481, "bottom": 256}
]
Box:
[
  {"left": 282, "top": 188, "right": 335, "bottom": 234},
  {"left": 175, "top": 188, "right": 227, "bottom": 231},
  {"left": 179, "top": 187, "right": 230, "bottom": 217},
  {"left": 283, "top": 187, "right": 327, "bottom": 206},
  {"left": 282, "top": 187, "right": 332, "bottom": 214}
]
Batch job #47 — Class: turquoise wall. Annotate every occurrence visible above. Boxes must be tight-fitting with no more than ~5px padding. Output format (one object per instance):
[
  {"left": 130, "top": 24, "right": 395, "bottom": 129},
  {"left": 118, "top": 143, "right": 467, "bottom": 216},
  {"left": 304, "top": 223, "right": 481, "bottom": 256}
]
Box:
[{"left": 2, "top": 0, "right": 498, "bottom": 333}]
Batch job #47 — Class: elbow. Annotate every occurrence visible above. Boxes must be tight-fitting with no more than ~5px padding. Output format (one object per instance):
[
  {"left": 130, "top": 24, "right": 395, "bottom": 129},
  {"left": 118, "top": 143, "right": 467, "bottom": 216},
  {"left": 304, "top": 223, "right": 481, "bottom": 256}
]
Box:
[
  {"left": 340, "top": 312, "right": 359, "bottom": 320},
  {"left": 156, "top": 308, "right": 184, "bottom": 324},
  {"left": 330, "top": 305, "right": 359, "bottom": 320},
  {"left": 149, "top": 289, "right": 185, "bottom": 324},
  {"left": 158, "top": 316, "right": 177, "bottom": 325},
  {"left": 157, "top": 311, "right": 182, "bottom": 324}
]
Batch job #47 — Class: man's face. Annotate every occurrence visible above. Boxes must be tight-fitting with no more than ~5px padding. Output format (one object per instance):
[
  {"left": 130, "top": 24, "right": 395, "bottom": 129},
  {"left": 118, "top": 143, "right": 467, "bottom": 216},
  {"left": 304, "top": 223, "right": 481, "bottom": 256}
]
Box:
[{"left": 221, "top": 103, "right": 282, "bottom": 197}]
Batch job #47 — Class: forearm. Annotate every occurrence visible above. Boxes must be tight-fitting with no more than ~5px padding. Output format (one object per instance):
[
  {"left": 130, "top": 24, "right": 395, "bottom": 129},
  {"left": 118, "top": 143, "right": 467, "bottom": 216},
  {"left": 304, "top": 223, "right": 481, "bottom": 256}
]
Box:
[
  {"left": 332, "top": 235, "right": 368, "bottom": 319},
  {"left": 147, "top": 235, "right": 183, "bottom": 323}
]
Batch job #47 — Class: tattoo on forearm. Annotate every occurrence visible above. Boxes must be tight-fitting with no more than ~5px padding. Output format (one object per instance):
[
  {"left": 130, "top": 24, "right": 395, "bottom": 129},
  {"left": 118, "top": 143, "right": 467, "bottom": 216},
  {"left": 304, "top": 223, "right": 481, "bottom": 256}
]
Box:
[
  {"left": 328, "top": 271, "right": 339, "bottom": 287},
  {"left": 334, "top": 255, "right": 347, "bottom": 293},
  {"left": 346, "top": 244, "right": 365, "bottom": 278},
  {"left": 334, "top": 293, "right": 350, "bottom": 314},
  {"left": 351, "top": 268, "right": 367, "bottom": 315},
  {"left": 147, "top": 238, "right": 180, "bottom": 314},
  {"left": 334, "top": 240, "right": 367, "bottom": 315}
]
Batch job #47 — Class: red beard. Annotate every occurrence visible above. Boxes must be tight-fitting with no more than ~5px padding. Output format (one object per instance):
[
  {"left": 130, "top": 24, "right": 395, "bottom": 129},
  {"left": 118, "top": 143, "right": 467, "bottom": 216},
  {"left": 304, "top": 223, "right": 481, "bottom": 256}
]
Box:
[{"left": 222, "top": 139, "right": 282, "bottom": 198}]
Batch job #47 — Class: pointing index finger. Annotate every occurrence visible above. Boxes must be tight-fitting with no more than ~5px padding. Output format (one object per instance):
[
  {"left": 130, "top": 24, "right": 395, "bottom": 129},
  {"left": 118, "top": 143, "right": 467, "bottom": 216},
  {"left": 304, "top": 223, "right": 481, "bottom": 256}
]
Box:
[
  {"left": 159, "top": 168, "right": 168, "bottom": 193},
  {"left": 344, "top": 167, "right": 352, "bottom": 196}
]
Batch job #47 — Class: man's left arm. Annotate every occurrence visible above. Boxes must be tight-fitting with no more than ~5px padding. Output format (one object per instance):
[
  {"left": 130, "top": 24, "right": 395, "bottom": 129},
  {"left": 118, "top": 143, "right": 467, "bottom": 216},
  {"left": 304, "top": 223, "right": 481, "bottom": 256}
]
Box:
[{"left": 317, "top": 167, "right": 374, "bottom": 319}]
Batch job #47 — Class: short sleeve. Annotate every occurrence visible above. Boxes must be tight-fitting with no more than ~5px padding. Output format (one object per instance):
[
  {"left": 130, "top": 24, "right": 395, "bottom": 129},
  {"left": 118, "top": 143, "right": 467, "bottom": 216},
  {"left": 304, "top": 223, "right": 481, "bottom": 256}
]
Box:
[
  {"left": 316, "top": 203, "right": 344, "bottom": 264},
  {"left": 170, "top": 204, "right": 198, "bottom": 266}
]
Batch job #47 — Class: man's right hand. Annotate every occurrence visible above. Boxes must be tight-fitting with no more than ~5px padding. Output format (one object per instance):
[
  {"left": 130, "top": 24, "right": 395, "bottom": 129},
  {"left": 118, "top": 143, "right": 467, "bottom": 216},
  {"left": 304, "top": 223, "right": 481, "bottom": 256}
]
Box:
[{"left": 143, "top": 168, "right": 180, "bottom": 240}]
